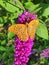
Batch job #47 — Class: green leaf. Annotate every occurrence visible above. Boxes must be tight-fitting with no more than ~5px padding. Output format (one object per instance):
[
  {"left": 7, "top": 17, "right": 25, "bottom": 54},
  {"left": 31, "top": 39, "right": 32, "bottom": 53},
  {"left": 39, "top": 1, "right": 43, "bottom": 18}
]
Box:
[
  {"left": 0, "top": 46, "right": 6, "bottom": 51},
  {"left": 0, "top": 0, "right": 20, "bottom": 12},
  {"left": 45, "top": 0, "right": 49, "bottom": 3},
  {"left": 9, "top": 10, "right": 23, "bottom": 20},
  {"left": 11, "top": 0, "right": 25, "bottom": 10},
  {"left": 24, "top": 2, "right": 40, "bottom": 13},
  {"left": 39, "top": 3, "right": 49, "bottom": 17},
  {"left": 2, "top": 52, "right": 6, "bottom": 59},
  {"left": 8, "top": 32, "right": 15, "bottom": 40},
  {"left": 1, "top": 40, "right": 6, "bottom": 45},
  {"left": 36, "top": 23, "right": 48, "bottom": 40},
  {"left": 0, "top": 24, "right": 3, "bottom": 27},
  {"left": 0, "top": 17, "right": 7, "bottom": 24},
  {"left": 25, "top": 2, "right": 49, "bottom": 17}
]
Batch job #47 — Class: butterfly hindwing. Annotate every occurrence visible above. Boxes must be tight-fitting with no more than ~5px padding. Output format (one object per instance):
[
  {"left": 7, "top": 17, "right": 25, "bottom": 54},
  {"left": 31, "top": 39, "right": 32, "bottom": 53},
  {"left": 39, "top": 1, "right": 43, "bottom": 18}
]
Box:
[{"left": 8, "top": 24, "right": 28, "bottom": 41}]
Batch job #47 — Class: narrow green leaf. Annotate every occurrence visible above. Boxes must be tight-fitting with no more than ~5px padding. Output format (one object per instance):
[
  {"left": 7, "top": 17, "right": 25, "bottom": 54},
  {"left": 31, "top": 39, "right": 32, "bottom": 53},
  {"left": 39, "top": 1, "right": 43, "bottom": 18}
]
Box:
[
  {"left": 2, "top": 52, "right": 6, "bottom": 59},
  {"left": 25, "top": 2, "right": 49, "bottom": 17},
  {"left": 1, "top": 40, "right": 6, "bottom": 45},
  {"left": 0, "top": 0, "right": 19, "bottom": 12},
  {"left": 39, "top": 3, "right": 49, "bottom": 17},
  {"left": 36, "top": 23, "right": 48, "bottom": 40},
  {"left": 10, "top": 0, "right": 25, "bottom": 10},
  {"left": 0, "top": 46, "right": 6, "bottom": 51},
  {"left": 8, "top": 32, "right": 15, "bottom": 40},
  {"left": 24, "top": 2, "right": 40, "bottom": 13},
  {"left": 9, "top": 10, "right": 23, "bottom": 19}
]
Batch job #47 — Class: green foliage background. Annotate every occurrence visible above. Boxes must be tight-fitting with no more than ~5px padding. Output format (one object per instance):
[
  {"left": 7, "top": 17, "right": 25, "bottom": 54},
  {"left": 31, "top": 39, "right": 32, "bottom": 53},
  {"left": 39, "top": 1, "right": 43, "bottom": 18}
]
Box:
[{"left": 0, "top": 0, "right": 49, "bottom": 65}]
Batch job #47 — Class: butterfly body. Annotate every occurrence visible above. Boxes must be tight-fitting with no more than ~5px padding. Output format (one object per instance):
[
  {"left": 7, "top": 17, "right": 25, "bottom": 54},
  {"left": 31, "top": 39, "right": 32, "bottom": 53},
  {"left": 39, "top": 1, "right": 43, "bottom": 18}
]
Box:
[{"left": 8, "top": 20, "right": 39, "bottom": 41}]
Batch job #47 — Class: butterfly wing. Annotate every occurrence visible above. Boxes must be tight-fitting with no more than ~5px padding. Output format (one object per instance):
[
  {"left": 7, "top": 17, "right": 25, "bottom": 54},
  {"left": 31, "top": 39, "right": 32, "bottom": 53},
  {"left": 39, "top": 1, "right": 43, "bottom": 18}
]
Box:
[
  {"left": 28, "top": 19, "right": 39, "bottom": 39},
  {"left": 8, "top": 24, "right": 28, "bottom": 41}
]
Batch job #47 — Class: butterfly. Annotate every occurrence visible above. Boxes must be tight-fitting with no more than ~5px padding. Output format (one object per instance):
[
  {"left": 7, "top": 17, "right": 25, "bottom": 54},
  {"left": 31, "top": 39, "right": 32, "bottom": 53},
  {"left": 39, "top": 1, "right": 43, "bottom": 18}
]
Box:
[{"left": 8, "top": 19, "right": 39, "bottom": 41}]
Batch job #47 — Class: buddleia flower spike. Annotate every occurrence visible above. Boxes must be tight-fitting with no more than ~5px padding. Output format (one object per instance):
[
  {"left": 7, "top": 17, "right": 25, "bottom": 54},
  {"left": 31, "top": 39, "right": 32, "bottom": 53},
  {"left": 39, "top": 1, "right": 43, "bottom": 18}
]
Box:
[{"left": 8, "top": 11, "right": 39, "bottom": 65}]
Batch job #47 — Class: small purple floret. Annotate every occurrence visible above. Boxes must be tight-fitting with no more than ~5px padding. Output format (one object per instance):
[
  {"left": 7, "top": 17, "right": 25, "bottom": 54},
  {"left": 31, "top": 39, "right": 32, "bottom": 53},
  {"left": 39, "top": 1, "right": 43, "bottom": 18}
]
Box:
[{"left": 40, "top": 48, "right": 49, "bottom": 58}]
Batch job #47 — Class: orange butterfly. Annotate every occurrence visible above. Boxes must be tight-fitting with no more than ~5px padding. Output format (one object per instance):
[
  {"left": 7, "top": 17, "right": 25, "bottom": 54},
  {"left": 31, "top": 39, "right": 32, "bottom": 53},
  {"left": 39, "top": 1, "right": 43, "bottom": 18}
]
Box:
[{"left": 8, "top": 19, "right": 39, "bottom": 41}]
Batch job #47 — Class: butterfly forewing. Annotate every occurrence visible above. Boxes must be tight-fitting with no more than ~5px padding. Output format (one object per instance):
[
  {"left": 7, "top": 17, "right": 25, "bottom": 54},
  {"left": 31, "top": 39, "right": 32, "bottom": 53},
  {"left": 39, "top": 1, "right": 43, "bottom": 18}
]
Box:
[
  {"left": 28, "top": 19, "right": 39, "bottom": 39},
  {"left": 8, "top": 24, "right": 28, "bottom": 41}
]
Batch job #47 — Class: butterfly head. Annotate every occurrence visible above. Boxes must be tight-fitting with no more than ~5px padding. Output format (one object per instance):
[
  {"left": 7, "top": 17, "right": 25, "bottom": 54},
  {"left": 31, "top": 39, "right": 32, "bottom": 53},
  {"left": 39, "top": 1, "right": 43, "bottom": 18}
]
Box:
[{"left": 26, "top": 22, "right": 29, "bottom": 27}]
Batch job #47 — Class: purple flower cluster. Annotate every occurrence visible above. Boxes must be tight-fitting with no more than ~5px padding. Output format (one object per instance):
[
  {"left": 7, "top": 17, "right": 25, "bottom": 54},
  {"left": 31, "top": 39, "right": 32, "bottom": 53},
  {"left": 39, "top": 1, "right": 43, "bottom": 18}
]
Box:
[
  {"left": 40, "top": 48, "right": 49, "bottom": 58},
  {"left": 13, "top": 11, "right": 37, "bottom": 65},
  {"left": 13, "top": 37, "right": 34, "bottom": 65},
  {"left": 18, "top": 11, "right": 37, "bottom": 24}
]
